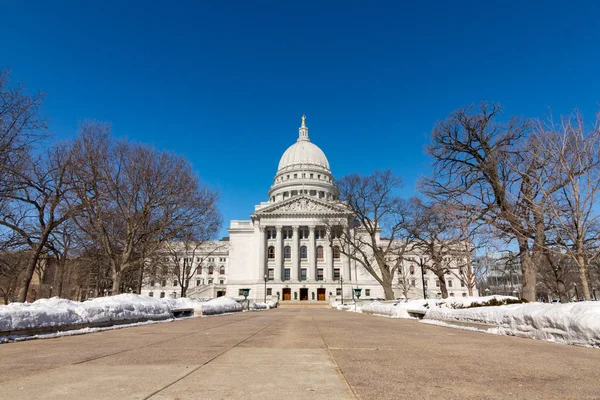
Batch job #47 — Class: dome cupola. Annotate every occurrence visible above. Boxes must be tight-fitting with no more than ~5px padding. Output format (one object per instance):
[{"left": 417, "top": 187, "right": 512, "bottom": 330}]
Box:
[{"left": 268, "top": 116, "right": 338, "bottom": 203}]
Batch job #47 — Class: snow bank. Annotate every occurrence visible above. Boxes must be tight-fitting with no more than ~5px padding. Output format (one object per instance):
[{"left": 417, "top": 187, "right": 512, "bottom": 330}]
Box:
[
  {"left": 249, "top": 300, "right": 278, "bottom": 310},
  {"left": 0, "top": 294, "right": 172, "bottom": 332},
  {"left": 355, "top": 296, "right": 514, "bottom": 319},
  {"left": 426, "top": 301, "right": 600, "bottom": 348},
  {"left": 0, "top": 295, "right": 252, "bottom": 333},
  {"left": 199, "top": 296, "right": 242, "bottom": 315}
]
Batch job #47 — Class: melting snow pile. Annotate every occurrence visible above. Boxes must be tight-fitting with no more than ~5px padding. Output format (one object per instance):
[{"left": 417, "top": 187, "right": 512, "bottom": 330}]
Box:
[
  {"left": 333, "top": 296, "right": 600, "bottom": 348},
  {"left": 249, "top": 300, "right": 278, "bottom": 310},
  {"left": 426, "top": 301, "right": 600, "bottom": 348},
  {"left": 199, "top": 296, "right": 242, "bottom": 315},
  {"left": 0, "top": 294, "right": 172, "bottom": 332},
  {"left": 0, "top": 295, "right": 252, "bottom": 333}
]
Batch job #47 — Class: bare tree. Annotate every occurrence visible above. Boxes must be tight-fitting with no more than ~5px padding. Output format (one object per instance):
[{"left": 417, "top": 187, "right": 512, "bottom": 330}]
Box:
[
  {"left": 531, "top": 112, "right": 600, "bottom": 300},
  {"left": 69, "top": 121, "right": 221, "bottom": 294},
  {"left": 163, "top": 222, "right": 223, "bottom": 298},
  {"left": 323, "top": 170, "right": 412, "bottom": 300},
  {"left": 0, "top": 144, "right": 76, "bottom": 302},
  {"left": 408, "top": 199, "right": 468, "bottom": 299},
  {"left": 423, "top": 103, "right": 550, "bottom": 301},
  {"left": 0, "top": 69, "right": 47, "bottom": 198},
  {"left": 394, "top": 263, "right": 413, "bottom": 300}
]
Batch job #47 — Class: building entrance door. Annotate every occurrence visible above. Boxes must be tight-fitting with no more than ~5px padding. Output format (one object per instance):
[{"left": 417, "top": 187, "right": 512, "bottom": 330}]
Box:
[
  {"left": 282, "top": 288, "right": 291, "bottom": 301},
  {"left": 216, "top": 291, "right": 225, "bottom": 298},
  {"left": 300, "top": 288, "right": 308, "bottom": 301},
  {"left": 317, "top": 288, "right": 326, "bottom": 301}
]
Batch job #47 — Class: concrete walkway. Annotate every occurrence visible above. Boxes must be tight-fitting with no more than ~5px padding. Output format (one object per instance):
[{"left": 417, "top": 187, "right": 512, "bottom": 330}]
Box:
[{"left": 0, "top": 308, "right": 599, "bottom": 399}]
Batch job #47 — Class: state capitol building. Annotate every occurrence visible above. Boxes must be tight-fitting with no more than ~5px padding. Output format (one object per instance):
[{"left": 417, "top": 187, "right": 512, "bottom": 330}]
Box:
[{"left": 141, "top": 117, "right": 475, "bottom": 301}]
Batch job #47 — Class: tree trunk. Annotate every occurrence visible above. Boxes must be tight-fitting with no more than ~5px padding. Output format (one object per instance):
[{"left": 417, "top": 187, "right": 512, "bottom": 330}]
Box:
[
  {"left": 439, "top": 278, "right": 448, "bottom": 299},
  {"left": 111, "top": 269, "right": 121, "bottom": 294},
  {"left": 16, "top": 241, "right": 47, "bottom": 303},
  {"left": 557, "top": 280, "right": 569, "bottom": 303},
  {"left": 576, "top": 253, "right": 592, "bottom": 300},
  {"left": 518, "top": 240, "right": 536, "bottom": 302},
  {"left": 382, "top": 283, "right": 395, "bottom": 300}
]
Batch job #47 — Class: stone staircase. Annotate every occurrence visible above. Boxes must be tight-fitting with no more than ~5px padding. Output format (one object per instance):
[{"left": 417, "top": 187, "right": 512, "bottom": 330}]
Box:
[{"left": 278, "top": 301, "right": 330, "bottom": 308}]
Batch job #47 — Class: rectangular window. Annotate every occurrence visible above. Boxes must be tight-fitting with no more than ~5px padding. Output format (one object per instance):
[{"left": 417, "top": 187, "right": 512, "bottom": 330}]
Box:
[
  {"left": 196, "top": 279, "right": 201, "bottom": 286},
  {"left": 462, "top": 293, "right": 467, "bottom": 297},
  {"left": 333, "top": 268, "right": 340, "bottom": 281},
  {"left": 267, "top": 288, "right": 272, "bottom": 296},
  {"left": 161, "top": 280, "right": 166, "bottom": 287},
  {"left": 173, "top": 280, "right": 178, "bottom": 287},
  {"left": 300, "top": 269, "right": 307, "bottom": 281},
  {"left": 317, "top": 269, "right": 324, "bottom": 281},
  {"left": 208, "top": 279, "right": 213, "bottom": 284},
  {"left": 284, "top": 269, "right": 291, "bottom": 281},
  {"left": 336, "top": 288, "right": 342, "bottom": 296},
  {"left": 160, "top": 292, "right": 165, "bottom": 298},
  {"left": 239, "top": 289, "right": 244, "bottom": 296},
  {"left": 411, "top": 279, "right": 416, "bottom": 287},
  {"left": 365, "top": 289, "right": 371, "bottom": 296},
  {"left": 450, "top": 293, "right": 455, "bottom": 297},
  {"left": 220, "top": 280, "right": 224, "bottom": 284},
  {"left": 148, "top": 292, "right": 154, "bottom": 297},
  {"left": 448, "top": 280, "right": 453, "bottom": 288},
  {"left": 150, "top": 281, "right": 155, "bottom": 287},
  {"left": 268, "top": 268, "right": 274, "bottom": 281},
  {"left": 436, "top": 280, "right": 440, "bottom": 288},
  {"left": 461, "top": 280, "right": 465, "bottom": 288}
]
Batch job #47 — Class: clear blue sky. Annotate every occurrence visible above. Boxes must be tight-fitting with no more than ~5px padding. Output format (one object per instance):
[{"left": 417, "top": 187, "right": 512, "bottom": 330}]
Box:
[{"left": 2, "top": 1, "right": 599, "bottom": 237}]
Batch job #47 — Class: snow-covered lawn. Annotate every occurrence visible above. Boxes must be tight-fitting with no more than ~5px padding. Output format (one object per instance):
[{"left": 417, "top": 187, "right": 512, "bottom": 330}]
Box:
[{"left": 333, "top": 296, "right": 600, "bottom": 348}]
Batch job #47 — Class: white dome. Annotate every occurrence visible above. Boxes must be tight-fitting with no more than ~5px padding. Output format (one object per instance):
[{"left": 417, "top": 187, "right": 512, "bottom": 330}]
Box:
[{"left": 277, "top": 140, "right": 330, "bottom": 172}]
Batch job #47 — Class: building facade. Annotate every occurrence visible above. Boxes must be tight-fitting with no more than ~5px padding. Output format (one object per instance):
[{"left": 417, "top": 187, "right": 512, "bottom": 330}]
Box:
[{"left": 142, "top": 117, "right": 476, "bottom": 301}]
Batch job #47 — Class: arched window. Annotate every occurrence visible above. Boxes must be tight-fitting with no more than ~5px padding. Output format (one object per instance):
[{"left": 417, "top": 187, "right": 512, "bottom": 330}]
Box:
[
  {"left": 300, "top": 246, "right": 307, "bottom": 259},
  {"left": 208, "top": 265, "right": 214, "bottom": 275},
  {"left": 333, "top": 246, "right": 341, "bottom": 259},
  {"left": 284, "top": 246, "right": 291, "bottom": 259},
  {"left": 219, "top": 266, "right": 225, "bottom": 275},
  {"left": 268, "top": 246, "right": 275, "bottom": 259},
  {"left": 409, "top": 265, "right": 415, "bottom": 275},
  {"left": 317, "top": 246, "right": 324, "bottom": 260}
]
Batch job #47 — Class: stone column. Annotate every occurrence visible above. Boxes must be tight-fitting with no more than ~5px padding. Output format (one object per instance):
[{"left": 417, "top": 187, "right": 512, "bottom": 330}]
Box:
[
  {"left": 275, "top": 225, "right": 282, "bottom": 282},
  {"left": 259, "top": 226, "right": 267, "bottom": 277},
  {"left": 292, "top": 225, "right": 299, "bottom": 281},
  {"left": 343, "top": 245, "right": 351, "bottom": 282},
  {"left": 325, "top": 229, "right": 333, "bottom": 281},
  {"left": 308, "top": 226, "right": 316, "bottom": 281}
]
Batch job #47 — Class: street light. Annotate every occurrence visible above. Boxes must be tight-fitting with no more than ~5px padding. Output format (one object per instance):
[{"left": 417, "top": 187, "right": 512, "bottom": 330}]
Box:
[
  {"left": 593, "top": 287, "right": 597, "bottom": 301},
  {"left": 340, "top": 275, "right": 344, "bottom": 305},
  {"left": 419, "top": 258, "right": 427, "bottom": 299},
  {"left": 263, "top": 274, "right": 267, "bottom": 303},
  {"left": 353, "top": 288, "right": 362, "bottom": 311},
  {"left": 49, "top": 285, "right": 53, "bottom": 298},
  {"left": 574, "top": 283, "right": 579, "bottom": 302}
]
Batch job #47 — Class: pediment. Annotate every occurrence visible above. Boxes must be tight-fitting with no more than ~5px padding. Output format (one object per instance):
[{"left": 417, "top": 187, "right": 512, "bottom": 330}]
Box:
[{"left": 257, "top": 196, "right": 349, "bottom": 216}]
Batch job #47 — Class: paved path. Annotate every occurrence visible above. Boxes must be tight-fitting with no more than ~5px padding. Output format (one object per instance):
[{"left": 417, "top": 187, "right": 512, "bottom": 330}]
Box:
[{"left": 1, "top": 308, "right": 599, "bottom": 400}]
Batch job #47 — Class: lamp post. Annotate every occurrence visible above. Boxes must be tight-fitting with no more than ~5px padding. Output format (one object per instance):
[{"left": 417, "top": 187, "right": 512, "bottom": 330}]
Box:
[
  {"left": 593, "top": 288, "right": 597, "bottom": 301},
  {"left": 263, "top": 274, "right": 267, "bottom": 303},
  {"left": 340, "top": 275, "right": 344, "bottom": 305},
  {"left": 574, "top": 283, "right": 579, "bottom": 302},
  {"left": 49, "top": 285, "right": 53, "bottom": 298},
  {"left": 353, "top": 288, "right": 362, "bottom": 311},
  {"left": 419, "top": 258, "right": 427, "bottom": 299},
  {"left": 241, "top": 288, "right": 251, "bottom": 310}
]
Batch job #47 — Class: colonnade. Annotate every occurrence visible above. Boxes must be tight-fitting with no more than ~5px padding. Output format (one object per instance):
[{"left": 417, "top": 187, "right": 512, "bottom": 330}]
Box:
[{"left": 258, "top": 225, "right": 351, "bottom": 283}]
